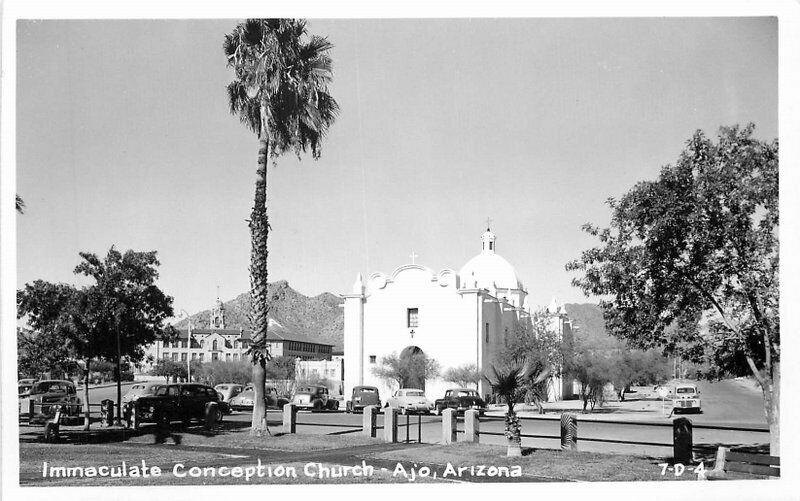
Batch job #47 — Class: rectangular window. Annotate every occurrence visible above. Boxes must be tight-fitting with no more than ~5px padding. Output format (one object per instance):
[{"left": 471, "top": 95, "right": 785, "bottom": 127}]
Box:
[
  {"left": 163, "top": 352, "right": 169, "bottom": 359},
  {"left": 212, "top": 352, "right": 219, "bottom": 361},
  {"left": 369, "top": 355, "right": 376, "bottom": 364},
  {"left": 485, "top": 322, "right": 490, "bottom": 343},
  {"left": 226, "top": 353, "right": 231, "bottom": 361},
  {"left": 407, "top": 308, "right": 419, "bottom": 328},
  {"left": 172, "top": 353, "right": 179, "bottom": 361},
  {"left": 181, "top": 353, "right": 187, "bottom": 362},
  {"left": 199, "top": 353, "right": 205, "bottom": 361},
  {"left": 191, "top": 353, "right": 197, "bottom": 360}
]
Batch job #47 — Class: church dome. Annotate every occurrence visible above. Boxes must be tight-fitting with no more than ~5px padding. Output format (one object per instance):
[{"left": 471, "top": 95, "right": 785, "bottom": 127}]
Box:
[{"left": 458, "top": 227, "right": 523, "bottom": 290}]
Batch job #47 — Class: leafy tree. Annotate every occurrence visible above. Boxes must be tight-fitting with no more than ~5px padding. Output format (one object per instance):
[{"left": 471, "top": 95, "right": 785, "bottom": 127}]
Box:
[
  {"left": 495, "top": 311, "right": 564, "bottom": 413},
  {"left": 224, "top": 19, "right": 339, "bottom": 435},
  {"left": 18, "top": 247, "right": 174, "bottom": 429},
  {"left": 609, "top": 349, "right": 671, "bottom": 401},
  {"left": 567, "top": 125, "right": 779, "bottom": 451},
  {"left": 265, "top": 355, "right": 297, "bottom": 380},
  {"left": 442, "top": 363, "right": 481, "bottom": 389},
  {"left": 567, "top": 344, "right": 613, "bottom": 412},
  {"left": 195, "top": 360, "right": 252, "bottom": 386},
  {"left": 17, "top": 326, "right": 78, "bottom": 379},
  {"left": 371, "top": 352, "right": 441, "bottom": 390},
  {"left": 150, "top": 359, "right": 187, "bottom": 383}
]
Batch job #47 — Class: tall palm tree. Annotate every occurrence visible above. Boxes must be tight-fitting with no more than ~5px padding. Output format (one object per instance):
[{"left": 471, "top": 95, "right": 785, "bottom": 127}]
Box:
[{"left": 224, "top": 19, "right": 338, "bottom": 435}]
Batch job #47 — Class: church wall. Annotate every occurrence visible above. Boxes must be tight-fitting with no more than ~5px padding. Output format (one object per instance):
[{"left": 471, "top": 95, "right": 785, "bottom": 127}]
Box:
[{"left": 355, "top": 266, "right": 480, "bottom": 402}]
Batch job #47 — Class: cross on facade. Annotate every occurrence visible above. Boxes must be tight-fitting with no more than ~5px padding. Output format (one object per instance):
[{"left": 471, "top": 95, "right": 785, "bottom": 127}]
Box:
[
  {"left": 409, "top": 251, "right": 419, "bottom": 264},
  {"left": 485, "top": 217, "right": 493, "bottom": 230},
  {"left": 216, "top": 285, "right": 221, "bottom": 299}
]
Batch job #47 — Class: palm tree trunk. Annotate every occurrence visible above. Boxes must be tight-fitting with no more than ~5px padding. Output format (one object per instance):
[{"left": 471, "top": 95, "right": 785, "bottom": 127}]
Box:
[
  {"left": 249, "top": 122, "right": 271, "bottom": 435},
  {"left": 83, "top": 359, "right": 91, "bottom": 431}
]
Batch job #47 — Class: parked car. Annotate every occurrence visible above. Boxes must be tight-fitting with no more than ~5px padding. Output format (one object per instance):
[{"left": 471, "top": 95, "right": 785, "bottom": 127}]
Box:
[
  {"left": 672, "top": 383, "right": 702, "bottom": 414},
  {"left": 433, "top": 388, "right": 486, "bottom": 415},
  {"left": 293, "top": 385, "right": 338, "bottom": 411},
  {"left": 345, "top": 386, "right": 381, "bottom": 413},
  {"left": 18, "top": 382, "right": 34, "bottom": 398},
  {"left": 126, "top": 383, "right": 229, "bottom": 429},
  {"left": 229, "top": 385, "right": 289, "bottom": 411},
  {"left": 386, "top": 388, "right": 432, "bottom": 415},
  {"left": 122, "top": 382, "right": 162, "bottom": 404},
  {"left": 19, "top": 378, "right": 38, "bottom": 386},
  {"left": 27, "top": 379, "right": 82, "bottom": 422},
  {"left": 214, "top": 383, "right": 244, "bottom": 403}
]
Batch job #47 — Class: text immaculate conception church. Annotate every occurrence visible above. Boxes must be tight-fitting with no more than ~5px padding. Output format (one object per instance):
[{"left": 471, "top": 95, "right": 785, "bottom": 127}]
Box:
[{"left": 342, "top": 227, "right": 573, "bottom": 402}]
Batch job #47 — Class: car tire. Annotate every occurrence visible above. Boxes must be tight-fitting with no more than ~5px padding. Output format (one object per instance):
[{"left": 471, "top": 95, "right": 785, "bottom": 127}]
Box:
[
  {"left": 215, "top": 407, "right": 224, "bottom": 422},
  {"left": 313, "top": 400, "right": 324, "bottom": 412}
]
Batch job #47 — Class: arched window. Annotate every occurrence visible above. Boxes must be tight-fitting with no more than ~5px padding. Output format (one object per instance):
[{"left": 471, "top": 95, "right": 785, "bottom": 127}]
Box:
[{"left": 212, "top": 340, "right": 218, "bottom": 351}]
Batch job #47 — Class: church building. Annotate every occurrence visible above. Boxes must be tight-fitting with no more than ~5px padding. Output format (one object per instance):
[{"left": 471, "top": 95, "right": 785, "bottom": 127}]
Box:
[{"left": 343, "top": 227, "right": 552, "bottom": 402}]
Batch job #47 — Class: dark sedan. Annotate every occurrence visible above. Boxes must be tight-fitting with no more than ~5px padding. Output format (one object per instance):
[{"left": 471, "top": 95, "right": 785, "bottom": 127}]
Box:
[{"left": 433, "top": 388, "right": 486, "bottom": 415}]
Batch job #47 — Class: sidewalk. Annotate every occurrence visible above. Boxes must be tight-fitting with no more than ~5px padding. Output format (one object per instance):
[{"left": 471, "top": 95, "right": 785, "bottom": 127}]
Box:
[{"left": 486, "top": 396, "right": 676, "bottom": 422}]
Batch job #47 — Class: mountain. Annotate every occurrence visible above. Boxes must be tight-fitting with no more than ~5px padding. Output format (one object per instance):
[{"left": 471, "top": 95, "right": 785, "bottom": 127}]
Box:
[
  {"left": 563, "top": 302, "right": 624, "bottom": 350},
  {"left": 175, "top": 280, "right": 344, "bottom": 350}
]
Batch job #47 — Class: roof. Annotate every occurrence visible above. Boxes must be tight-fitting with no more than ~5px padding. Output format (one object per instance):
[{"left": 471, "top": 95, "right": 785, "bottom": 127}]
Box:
[
  {"left": 168, "top": 328, "right": 333, "bottom": 347},
  {"left": 459, "top": 252, "right": 522, "bottom": 290}
]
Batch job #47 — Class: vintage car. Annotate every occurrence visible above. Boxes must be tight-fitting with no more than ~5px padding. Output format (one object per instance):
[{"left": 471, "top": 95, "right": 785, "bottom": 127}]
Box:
[
  {"left": 229, "top": 385, "right": 289, "bottom": 411},
  {"left": 18, "top": 382, "right": 34, "bottom": 398},
  {"left": 433, "top": 388, "right": 486, "bottom": 415},
  {"left": 386, "top": 388, "right": 432, "bottom": 415},
  {"left": 27, "top": 379, "right": 83, "bottom": 422},
  {"left": 345, "top": 385, "right": 381, "bottom": 413},
  {"left": 672, "top": 383, "right": 702, "bottom": 414},
  {"left": 19, "top": 378, "right": 38, "bottom": 386},
  {"left": 126, "top": 383, "right": 229, "bottom": 429},
  {"left": 214, "top": 383, "right": 244, "bottom": 403},
  {"left": 122, "top": 382, "right": 162, "bottom": 404},
  {"left": 292, "top": 385, "right": 339, "bottom": 411}
]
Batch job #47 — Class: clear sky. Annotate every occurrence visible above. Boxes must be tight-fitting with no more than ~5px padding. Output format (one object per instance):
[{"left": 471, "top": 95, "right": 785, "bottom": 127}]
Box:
[{"left": 16, "top": 17, "right": 778, "bottom": 315}]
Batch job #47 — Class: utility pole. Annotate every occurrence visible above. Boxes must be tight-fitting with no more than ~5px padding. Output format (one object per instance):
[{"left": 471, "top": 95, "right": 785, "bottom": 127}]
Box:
[{"left": 180, "top": 309, "right": 193, "bottom": 382}]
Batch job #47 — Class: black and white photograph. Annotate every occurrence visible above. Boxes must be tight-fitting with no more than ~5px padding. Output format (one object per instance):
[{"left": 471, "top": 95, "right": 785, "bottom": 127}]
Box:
[{"left": 2, "top": 1, "right": 799, "bottom": 498}]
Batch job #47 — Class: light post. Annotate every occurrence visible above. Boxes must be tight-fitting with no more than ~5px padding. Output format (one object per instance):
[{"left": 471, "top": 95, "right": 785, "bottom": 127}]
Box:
[{"left": 179, "top": 309, "right": 193, "bottom": 382}]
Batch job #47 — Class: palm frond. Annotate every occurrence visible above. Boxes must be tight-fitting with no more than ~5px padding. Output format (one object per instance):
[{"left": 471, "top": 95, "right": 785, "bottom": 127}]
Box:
[{"left": 16, "top": 194, "right": 25, "bottom": 214}]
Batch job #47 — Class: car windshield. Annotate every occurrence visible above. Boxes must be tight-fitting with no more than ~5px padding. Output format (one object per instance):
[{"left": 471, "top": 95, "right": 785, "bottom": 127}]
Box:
[
  {"left": 297, "top": 387, "right": 315, "bottom": 394},
  {"left": 406, "top": 391, "right": 424, "bottom": 397},
  {"left": 30, "top": 382, "right": 71, "bottom": 394},
  {"left": 357, "top": 388, "right": 377, "bottom": 394},
  {"left": 456, "top": 390, "right": 478, "bottom": 397},
  {"left": 676, "top": 387, "right": 696, "bottom": 394}
]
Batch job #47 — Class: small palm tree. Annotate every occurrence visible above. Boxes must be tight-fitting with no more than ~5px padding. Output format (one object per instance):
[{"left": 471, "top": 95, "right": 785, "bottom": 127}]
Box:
[{"left": 485, "top": 364, "right": 528, "bottom": 457}]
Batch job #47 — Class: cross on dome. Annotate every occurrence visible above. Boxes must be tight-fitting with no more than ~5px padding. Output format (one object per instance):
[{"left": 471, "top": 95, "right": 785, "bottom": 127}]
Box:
[
  {"left": 485, "top": 217, "right": 493, "bottom": 230},
  {"left": 409, "top": 251, "right": 419, "bottom": 264}
]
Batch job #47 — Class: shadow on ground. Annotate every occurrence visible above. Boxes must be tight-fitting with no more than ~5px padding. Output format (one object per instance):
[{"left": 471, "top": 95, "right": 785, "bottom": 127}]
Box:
[{"left": 18, "top": 415, "right": 283, "bottom": 445}]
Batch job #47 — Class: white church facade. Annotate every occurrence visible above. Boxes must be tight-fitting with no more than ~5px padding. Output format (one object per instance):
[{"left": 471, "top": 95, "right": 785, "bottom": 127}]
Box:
[{"left": 342, "top": 227, "right": 573, "bottom": 403}]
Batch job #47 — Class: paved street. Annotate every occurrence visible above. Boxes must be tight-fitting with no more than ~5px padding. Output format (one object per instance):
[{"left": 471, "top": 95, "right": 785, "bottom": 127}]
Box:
[{"left": 216, "top": 405, "right": 768, "bottom": 459}]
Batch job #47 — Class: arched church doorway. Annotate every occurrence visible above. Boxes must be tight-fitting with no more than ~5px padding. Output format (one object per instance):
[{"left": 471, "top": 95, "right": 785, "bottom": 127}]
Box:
[{"left": 399, "top": 345, "right": 428, "bottom": 391}]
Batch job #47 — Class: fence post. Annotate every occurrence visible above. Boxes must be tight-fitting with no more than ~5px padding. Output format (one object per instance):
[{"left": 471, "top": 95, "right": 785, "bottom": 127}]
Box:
[
  {"left": 282, "top": 403, "right": 297, "bottom": 434},
  {"left": 362, "top": 405, "right": 377, "bottom": 437},
  {"left": 560, "top": 413, "right": 578, "bottom": 451},
  {"left": 383, "top": 407, "right": 398, "bottom": 443},
  {"left": 442, "top": 408, "right": 457, "bottom": 444},
  {"left": 673, "top": 417, "right": 693, "bottom": 464},
  {"left": 464, "top": 409, "right": 480, "bottom": 443}
]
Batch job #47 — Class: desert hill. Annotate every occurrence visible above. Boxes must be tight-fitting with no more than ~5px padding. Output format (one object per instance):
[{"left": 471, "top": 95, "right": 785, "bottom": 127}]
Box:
[{"left": 175, "top": 280, "right": 344, "bottom": 350}]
